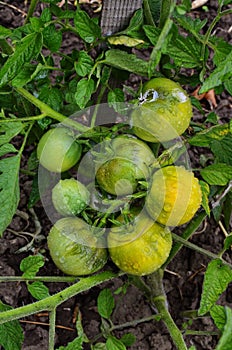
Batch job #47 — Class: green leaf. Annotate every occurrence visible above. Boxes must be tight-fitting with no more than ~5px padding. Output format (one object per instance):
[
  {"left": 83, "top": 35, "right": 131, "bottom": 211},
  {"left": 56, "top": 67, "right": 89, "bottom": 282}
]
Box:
[
  {"left": 0, "top": 25, "right": 12, "bottom": 38},
  {"left": 200, "top": 163, "right": 232, "bottom": 186},
  {"left": 166, "top": 34, "right": 202, "bottom": 68},
  {"left": 199, "top": 181, "right": 210, "bottom": 216},
  {"left": 119, "top": 9, "right": 144, "bottom": 37},
  {"left": 43, "top": 24, "right": 62, "bottom": 52},
  {"left": 224, "top": 78, "right": 232, "bottom": 95},
  {"left": 143, "top": 0, "right": 161, "bottom": 25},
  {"left": 107, "top": 88, "right": 125, "bottom": 113},
  {"left": 0, "top": 32, "right": 43, "bottom": 87},
  {"left": 0, "top": 301, "right": 24, "bottom": 350},
  {"left": 215, "top": 307, "right": 232, "bottom": 350},
  {"left": 198, "top": 259, "right": 232, "bottom": 316},
  {"left": 74, "top": 10, "right": 101, "bottom": 43},
  {"left": 20, "top": 255, "right": 45, "bottom": 278},
  {"left": 120, "top": 333, "right": 136, "bottom": 347},
  {"left": 75, "top": 51, "right": 94, "bottom": 77},
  {"left": 97, "top": 288, "right": 115, "bottom": 319},
  {"left": 91, "top": 344, "right": 106, "bottom": 350},
  {"left": 104, "top": 49, "right": 149, "bottom": 77},
  {"left": 106, "top": 336, "right": 126, "bottom": 350},
  {"left": 188, "top": 124, "right": 230, "bottom": 147},
  {"left": 211, "top": 135, "right": 232, "bottom": 165},
  {"left": 143, "top": 25, "right": 161, "bottom": 45},
  {"left": 0, "top": 121, "right": 24, "bottom": 146},
  {"left": 0, "top": 152, "right": 20, "bottom": 236},
  {"left": 210, "top": 305, "right": 226, "bottom": 332},
  {"left": 75, "top": 78, "right": 95, "bottom": 109},
  {"left": 222, "top": 234, "right": 232, "bottom": 253},
  {"left": 28, "top": 174, "right": 40, "bottom": 209},
  {"left": 211, "top": 38, "right": 232, "bottom": 66},
  {"left": 174, "top": 14, "right": 207, "bottom": 37},
  {"left": 108, "top": 35, "right": 144, "bottom": 47},
  {"left": 39, "top": 86, "right": 63, "bottom": 112},
  {"left": 200, "top": 50, "right": 232, "bottom": 93},
  {"left": 56, "top": 337, "right": 83, "bottom": 350},
  {"left": 28, "top": 281, "right": 50, "bottom": 300}
]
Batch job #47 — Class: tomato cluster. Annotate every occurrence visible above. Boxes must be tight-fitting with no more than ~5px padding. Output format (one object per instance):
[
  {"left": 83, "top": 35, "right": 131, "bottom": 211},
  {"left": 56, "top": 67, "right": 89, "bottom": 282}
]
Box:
[{"left": 37, "top": 78, "right": 202, "bottom": 277}]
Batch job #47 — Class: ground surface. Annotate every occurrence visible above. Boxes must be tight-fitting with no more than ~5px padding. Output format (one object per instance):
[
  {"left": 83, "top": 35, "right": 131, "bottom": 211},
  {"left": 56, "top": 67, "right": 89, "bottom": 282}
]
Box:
[{"left": 0, "top": 1, "right": 232, "bottom": 349}]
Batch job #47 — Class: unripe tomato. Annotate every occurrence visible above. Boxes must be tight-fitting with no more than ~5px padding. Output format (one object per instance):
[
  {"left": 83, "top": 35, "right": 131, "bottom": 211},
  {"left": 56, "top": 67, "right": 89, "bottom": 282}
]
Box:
[
  {"left": 47, "top": 217, "right": 108, "bottom": 276},
  {"left": 131, "top": 77, "right": 192, "bottom": 142},
  {"left": 95, "top": 135, "right": 155, "bottom": 196},
  {"left": 145, "top": 166, "right": 202, "bottom": 226},
  {"left": 108, "top": 212, "right": 172, "bottom": 276},
  {"left": 52, "top": 178, "right": 90, "bottom": 216},
  {"left": 37, "top": 127, "right": 82, "bottom": 172}
]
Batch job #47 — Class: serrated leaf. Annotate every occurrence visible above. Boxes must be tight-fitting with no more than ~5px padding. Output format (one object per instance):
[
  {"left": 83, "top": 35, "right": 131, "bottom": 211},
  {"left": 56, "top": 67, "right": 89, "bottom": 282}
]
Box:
[
  {"left": 39, "top": 86, "right": 63, "bottom": 112},
  {"left": 211, "top": 135, "right": 232, "bottom": 165},
  {"left": 200, "top": 50, "right": 232, "bottom": 93},
  {"left": 210, "top": 305, "right": 226, "bottom": 332},
  {"left": 106, "top": 336, "right": 126, "bottom": 350},
  {"left": 0, "top": 301, "right": 24, "bottom": 350},
  {"left": 75, "top": 51, "right": 94, "bottom": 77},
  {"left": 119, "top": 9, "right": 144, "bottom": 37},
  {"left": 175, "top": 14, "right": 207, "bottom": 37},
  {"left": 199, "top": 181, "right": 210, "bottom": 216},
  {"left": 75, "top": 78, "right": 95, "bottom": 109},
  {"left": 199, "top": 259, "right": 232, "bottom": 316},
  {"left": 74, "top": 10, "right": 101, "bottom": 43},
  {"left": 56, "top": 337, "right": 83, "bottom": 350},
  {"left": 0, "top": 152, "right": 20, "bottom": 236},
  {"left": 224, "top": 78, "right": 232, "bottom": 95},
  {"left": 108, "top": 35, "right": 144, "bottom": 47},
  {"left": 143, "top": 25, "right": 161, "bottom": 45},
  {"left": 97, "top": 288, "right": 115, "bottom": 319},
  {"left": 28, "top": 281, "right": 50, "bottom": 300},
  {"left": 104, "top": 49, "right": 148, "bottom": 77},
  {"left": 107, "top": 88, "right": 125, "bottom": 113},
  {"left": 211, "top": 38, "right": 232, "bottom": 66},
  {"left": 20, "top": 255, "right": 45, "bottom": 278},
  {"left": 200, "top": 163, "right": 232, "bottom": 186},
  {"left": 215, "top": 307, "right": 232, "bottom": 350},
  {"left": 0, "top": 32, "right": 43, "bottom": 87},
  {"left": 0, "top": 121, "right": 24, "bottom": 146},
  {"left": 167, "top": 34, "right": 202, "bottom": 68},
  {"left": 43, "top": 24, "right": 62, "bottom": 52},
  {"left": 188, "top": 124, "right": 230, "bottom": 147},
  {"left": 143, "top": 0, "right": 162, "bottom": 25}
]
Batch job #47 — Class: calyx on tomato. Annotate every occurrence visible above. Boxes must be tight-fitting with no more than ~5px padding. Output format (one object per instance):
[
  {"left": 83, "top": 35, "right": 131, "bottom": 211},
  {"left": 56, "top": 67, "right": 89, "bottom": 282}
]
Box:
[
  {"left": 95, "top": 135, "right": 155, "bottom": 196},
  {"left": 131, "top": 77, "right": 192, "bottom": 143}
]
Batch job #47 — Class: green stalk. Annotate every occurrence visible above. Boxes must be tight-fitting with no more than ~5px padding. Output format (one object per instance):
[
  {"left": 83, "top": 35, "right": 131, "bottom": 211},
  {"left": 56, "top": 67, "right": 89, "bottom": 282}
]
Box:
[
  {"left": 0, "top": 271, "right": 118, "bottom": 324},
  {"left": 15, "top": 87, "right": 89, "bottom": 133},
  {"left": 0, "top": 39, "right": 14, "bottom": 55},
  {"left": 0, "top": 276, "right": 80, "bottom": 283},
  {"left": 143, "top": 0, "right": 156, "bottom": 26},
  {"left": 24, "top": 0, "right": 39, "bottom": 24},
  {"left": 146, "top": 269, "right": 187, "bottom": 350},
  {"left": 49, "top": 308, "right": 56, "bottom": 350}
]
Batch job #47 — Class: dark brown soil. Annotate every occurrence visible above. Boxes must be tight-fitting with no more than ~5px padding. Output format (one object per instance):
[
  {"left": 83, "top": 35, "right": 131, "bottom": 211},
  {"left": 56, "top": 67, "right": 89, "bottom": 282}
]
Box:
[{"left": 0, "top": 1, "right": 232, "bottom": 349}]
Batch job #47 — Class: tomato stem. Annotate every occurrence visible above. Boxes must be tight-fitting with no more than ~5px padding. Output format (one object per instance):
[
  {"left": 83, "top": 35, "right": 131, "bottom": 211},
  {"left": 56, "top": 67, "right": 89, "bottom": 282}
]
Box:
[{"left": 48, "top": 307, "right": 56, "bottom": 350}]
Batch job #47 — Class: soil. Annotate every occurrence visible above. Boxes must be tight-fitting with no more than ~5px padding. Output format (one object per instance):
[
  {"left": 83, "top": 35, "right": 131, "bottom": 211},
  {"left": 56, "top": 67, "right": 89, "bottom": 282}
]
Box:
[{"left": 0, "top": 1, "right": 232, "bottom": 350}]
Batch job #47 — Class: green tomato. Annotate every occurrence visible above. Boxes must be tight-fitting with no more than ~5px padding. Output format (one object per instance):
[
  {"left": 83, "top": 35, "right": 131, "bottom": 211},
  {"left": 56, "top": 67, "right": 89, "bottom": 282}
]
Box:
[
  {"left": 145, "top": 166, "right": 202, "bottom": 226},
  {"left": 131, "top": 77, "right": 192, "bottom": 142},
  {"left": 95, "top": 135, "right": 155, "bottom": 196},
  {"left": 52, "top": 178, "right": 90, "bottom": 216},
  {"left": 37, "top": 127, "right": 82, "bottom": 172},
  {"left": 47, "top": 217, "right": 108, "bottom": 276},
  {"left": 108, "top": 212, "right": 172, "bottom": 276}
]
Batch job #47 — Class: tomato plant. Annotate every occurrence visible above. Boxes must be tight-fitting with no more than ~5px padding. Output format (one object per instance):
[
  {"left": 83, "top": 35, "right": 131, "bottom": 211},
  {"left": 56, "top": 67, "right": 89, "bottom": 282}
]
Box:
[{"left": 0, "top": 0, "right": 232, "bottom": 349}]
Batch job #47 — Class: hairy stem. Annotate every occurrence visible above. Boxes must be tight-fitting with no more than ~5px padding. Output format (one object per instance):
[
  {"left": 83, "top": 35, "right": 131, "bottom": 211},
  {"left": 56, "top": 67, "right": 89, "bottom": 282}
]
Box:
[
  {"left": 0, "top": 271, "right": 118, "bottom": 324},
  {"left": 24, "top": 0, "right": 39, "bottom": 24},
  {"left": 48, "top": 308, "right": 56, "bottom": 350}
]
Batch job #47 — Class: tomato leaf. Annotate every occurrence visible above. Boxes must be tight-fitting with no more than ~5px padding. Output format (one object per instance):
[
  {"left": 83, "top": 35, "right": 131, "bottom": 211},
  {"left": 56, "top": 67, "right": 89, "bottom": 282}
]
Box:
[
  {"left": 188, "top": 124, "right": 230, "bottom": 147},
  {"left": 75, "top": 51, "right": 94, "bottom": 77},
  {"left": 39, "top": 86, "right": 63, "bottom": 112},
  {"left": 215, "top": 307, "right": 232, "bottom": 350},
  {"left": 200, "top": 50, "right": 232, "bottom": 93},
  {"left": 200, "top": 163, "right": 232, "bottom": 186},
  {"left": 120, "top": 333, "right": 136, "bottom": 347},
  {"left": 97, "top": 288, "right": 115, "bottom": 319},
  {"left": 108, "top": 88, "right": 125, "bottom": 113},
  {"left": 174, "top": 14, "right": 207, "bottom": 36},
  {"left": 104, "top": 49, "right": 149, "bottom": 77},
  {"left": 0, "top": 32, "right": 43, "bottom": 87},
  {"left": 0, "top": 301, "right": 24, "bottom": 350},
  {"left": 75, "top": 78, "right": 95, "bottom": 109},
  {"left": 43, "top": 23, "right": 62, "bottom": 52},
  {"left": 0, "top": 121, "right": 24, "bottom": 146},
  {"left": 106, "top": 336, "right": 126, "bottom": 350},
  {"left": 28, "top": 281, "right": 50, "bottom": 300},
  {"left": 74, "top": 10, "right": 101, "bottom": 43},
  {"left": 210, "top": 305, "right": 227, "bottom": 332},
  {"left": 0, "top": 149, "right": 20, "bottom": 236},
  {"left": 0, "top": 25, "right": 12, "bottom": 39},
  {"left": 211, "top": 135, "right": 232, "bottom": 165},
  {"left": 199, "top": 180, "right": 210, "bottom": 216},
  {"left": 20, "top": 255, "right": 45, "bottom": 278},
  {"left": 198, "top": 259, "right": 232, "bottom": 316}
]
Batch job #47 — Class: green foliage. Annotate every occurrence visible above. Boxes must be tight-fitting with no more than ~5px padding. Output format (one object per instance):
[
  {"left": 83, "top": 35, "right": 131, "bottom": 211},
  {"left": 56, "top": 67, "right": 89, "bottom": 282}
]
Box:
[{"left": 97, "top": 288, "right": 115, "bottom": 319}]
